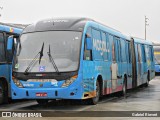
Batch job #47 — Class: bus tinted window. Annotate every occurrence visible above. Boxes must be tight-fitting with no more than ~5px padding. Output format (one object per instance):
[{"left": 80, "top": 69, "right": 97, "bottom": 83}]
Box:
[
  {"left": 101, "top": 32, "right": 108, "bottom": 61},
  {"left": 138, "top": 44, "right": 142, "bottom": 63},
  {"left": 109, "top": 35, "right": 116, "bottom": 62},
  {"left": 0, "top": 33, "right": 5, "bottom": 62},
  {"left": 141, "top": 45, "right": 146, "bottom": 62},
  {"left": 92, "top": 29, "right": 102, "bottom": 60},
  {"left": 128, "top": 42, "right": 131, "bottom": 63},
  {"left": 120, "top": 39, "right": 126, "bottom": 62},
  {"left": 145, "top": 45, "right": 149, "bottom": 58},
  {"left": 106, "top": 33, "right": 110, "bottom": 60},
  {"left": 114, "top": 37, "right": 121, "bottom": 62},
  {"left": 84, "top": 27, "right": 92, "bottom": 60},
  {"left": 149, "top": 46, "right": 154, "bottom": 62}
]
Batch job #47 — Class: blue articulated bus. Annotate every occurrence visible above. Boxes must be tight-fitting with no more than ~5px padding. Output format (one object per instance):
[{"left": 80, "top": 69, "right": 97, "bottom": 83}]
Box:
[
  {"left": 0, "top": 23, "right": 22, "bottom": 104},
  {"left": 8, "top": 18, "right": 155, "bottom": 105},
  {"left": 153, "top": 44, "right": 160, "bottom": 74}
]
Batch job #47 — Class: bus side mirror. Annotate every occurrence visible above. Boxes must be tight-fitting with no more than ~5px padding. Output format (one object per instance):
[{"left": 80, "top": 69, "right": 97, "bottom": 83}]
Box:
[
  {"left": 86, "top": 37, "right": 92, "bottom": 50},
  {"left": 7, "top": 36, "right": 14, "bottom": 50},
  {"left": 7, "top": 36, "right": 14, "bottom": 63}
]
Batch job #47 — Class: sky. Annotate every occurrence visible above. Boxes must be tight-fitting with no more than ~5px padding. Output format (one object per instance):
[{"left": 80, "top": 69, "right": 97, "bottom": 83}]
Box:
[{"left": 0, "top": 0, "right": 160, "bottom": 43}]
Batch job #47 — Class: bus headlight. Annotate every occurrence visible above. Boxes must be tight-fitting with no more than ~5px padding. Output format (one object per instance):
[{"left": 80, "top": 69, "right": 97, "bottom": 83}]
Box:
[
  {"left": 12, "top": 76, "right": 23, "bottom": 88},
  {"left": 61, "top": 75, "right": 77, "bottom": 87}
]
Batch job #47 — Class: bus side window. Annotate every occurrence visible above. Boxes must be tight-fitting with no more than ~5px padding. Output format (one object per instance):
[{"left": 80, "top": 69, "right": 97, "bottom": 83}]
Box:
[
  {"left": 145, "top": 45, "right": 149, "bottom": 60},
  {"left": 115, "top": 37, "right": 121, "bottom": 62},
  {"left": 149, "top": 46, "right": 154, "bottom": 62},
  {"left": 138, "top": 44, "right": 142, "bottom": 63},
  {"left": 142, "top": 45, "right": 146, "bottom": 63},
  {"left": 127, "top": 42, "right": 131, "bottom": 63},
  {"left": 152, "top": 47, "right": 154, "bottom": 62},
  {"left": 108, "top": 34, "right": 114, "bottom": 61},
  {"left": 126, "top": 41, "right": 129, "bottom": 63},
  {"left": 101, "top": 32, "right": 108, "bottom": 61},
  {"left": 129, "top": 42, "right": 132, "bottom": 63},
  {"left": 118, "top": 40, "right": 121, "bottom": 62},
  {"left": 112, "top": 39, "right": 116, "bottom": 62},
  {"left": 120, "top": 39, "right": 126, "bottom": 62},
  {"left": 84, "top": 27, "right": 92, "bottom": 61},
  {"left": 0, "top": 33, "right": 6, "bottom": 62}
]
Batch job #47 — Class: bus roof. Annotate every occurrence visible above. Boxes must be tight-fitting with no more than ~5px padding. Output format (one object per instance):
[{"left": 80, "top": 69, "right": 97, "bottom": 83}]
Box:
[
  {"left": 0, "top": 22, "right": 23, "bottom": 35},
  {"left": 22, "top": 17, "right": 130, "bottom": 39},
  {"left": 21, "top": 17, "right": 153, "bottom": 45},
  {"left": 23, "top": 18, "right": 92, "bottom": 33},
  {"left": 132, "top": 37, "right": 153, "bottom": 45},
  {"left": 22, "top": 17, "right": 131, "bottom": 40},
  {"left": 85, "top": 20, "right": 130, "bottom": 40}
]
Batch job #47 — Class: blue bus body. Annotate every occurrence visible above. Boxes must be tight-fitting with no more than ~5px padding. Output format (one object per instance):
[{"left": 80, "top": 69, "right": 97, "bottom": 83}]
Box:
[
  {"left": 133, "top": 38, "right": 155, "bottom": 85},
  {"left": 10, "top": 18, "right": 155, "bottom": 104},
  {"left": 0, "top": 23, "right": 22, "bottom": 104}
]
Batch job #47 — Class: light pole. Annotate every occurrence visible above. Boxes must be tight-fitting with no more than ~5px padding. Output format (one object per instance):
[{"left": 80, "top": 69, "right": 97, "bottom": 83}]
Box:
[
  {"left": 145, "top": 16, "right": 149, "bottom": 40},
  {"left": 0, "top": 6, "right": 3, "bottom": 18}
]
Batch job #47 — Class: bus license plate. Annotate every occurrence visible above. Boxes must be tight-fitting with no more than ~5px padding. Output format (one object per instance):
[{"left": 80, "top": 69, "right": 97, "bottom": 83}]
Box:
[{"left": 36, "top": 93, "right": 47, "bottom": 97}]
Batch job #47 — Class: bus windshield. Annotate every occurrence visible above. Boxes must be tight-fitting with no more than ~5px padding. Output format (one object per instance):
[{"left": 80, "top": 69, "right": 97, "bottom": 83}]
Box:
[{"left": 13, "top": 31, "right": 82, "bottom": 73}]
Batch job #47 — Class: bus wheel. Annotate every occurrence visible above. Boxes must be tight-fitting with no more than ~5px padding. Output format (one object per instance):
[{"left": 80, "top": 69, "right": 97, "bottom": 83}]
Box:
[
  {"left": 89, "top": 81, "right": 100, "bottom": 105},
  {"left": 122, "top": 77, "right": 127, "bottom": 96},
  {"left": 0, "top": 81, "right": 5, "bottom": 104},
  {"left": 36, "top": 99, "right": 49, "bottom": 105},
  {"left": 145, "top": 73, "right": 150, "bottom": 87}
]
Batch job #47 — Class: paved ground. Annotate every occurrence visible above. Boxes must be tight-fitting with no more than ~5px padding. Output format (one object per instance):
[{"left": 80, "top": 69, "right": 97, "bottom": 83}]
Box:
[{"left": 0, "top": 76, "right": 160, "bottom": 120}]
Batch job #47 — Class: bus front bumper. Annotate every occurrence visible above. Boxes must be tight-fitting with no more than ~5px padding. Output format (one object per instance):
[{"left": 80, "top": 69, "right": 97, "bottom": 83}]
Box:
[{"left": 11, "top": 87, "right": 83, "bottom": 100}]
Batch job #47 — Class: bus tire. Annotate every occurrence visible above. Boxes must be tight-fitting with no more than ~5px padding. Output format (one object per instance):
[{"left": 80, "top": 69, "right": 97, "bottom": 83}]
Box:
[
  {"left": 36, "top": 99, "right": 49, "bottom": 105},
  {"left": 88, "top": 80, "right": 100, "bottom": 105},
  {"left": 0, "top": 81, "right": 5, "bottom": 104},
  {"left": 145, "top": 73, "right": 150, "bottom": 87},
  {"left": 122, "top": 77, "right": 127, "bottom": 96},
  {"left": 0, "top": 81, "right": 8, "bottom": 104}
]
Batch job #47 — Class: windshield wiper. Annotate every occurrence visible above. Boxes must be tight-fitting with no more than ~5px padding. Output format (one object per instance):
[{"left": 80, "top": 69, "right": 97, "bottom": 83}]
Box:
[
  {"left": 24, "top": 42, "right": 44, "bottom": 75},
  {"left": 47, "top": 44, "right": 59, "bottom": 74},
  {"left": 39, "top": 42, "right": 44, "bottom": 64}
]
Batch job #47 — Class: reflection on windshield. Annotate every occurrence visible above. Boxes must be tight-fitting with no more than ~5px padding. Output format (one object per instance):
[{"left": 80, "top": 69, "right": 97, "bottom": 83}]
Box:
[{"left": 13, "top": 31, "right": 82, "bottom": 73}]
